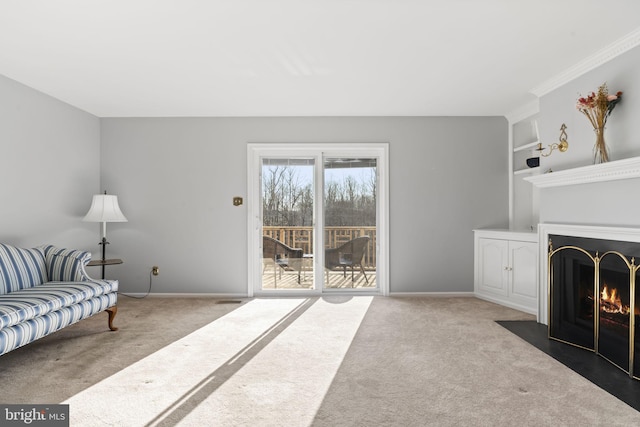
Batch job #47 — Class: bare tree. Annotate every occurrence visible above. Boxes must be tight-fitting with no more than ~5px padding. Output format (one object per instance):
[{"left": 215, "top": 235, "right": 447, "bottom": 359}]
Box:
[{"left": 263, "top": 165, "right": 376, "bottom": 227}]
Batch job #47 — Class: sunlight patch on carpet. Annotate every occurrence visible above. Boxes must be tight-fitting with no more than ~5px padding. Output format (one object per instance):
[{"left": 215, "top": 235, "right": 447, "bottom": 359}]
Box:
[
  {"left": 178, "top": 296, "right": 373, "bottom": 426},
  {"left": 63, "top": 298, "right": 309, "bottom": 426},
  {"left": 63, "top": 296, "right": 373, "bottom": 426}
]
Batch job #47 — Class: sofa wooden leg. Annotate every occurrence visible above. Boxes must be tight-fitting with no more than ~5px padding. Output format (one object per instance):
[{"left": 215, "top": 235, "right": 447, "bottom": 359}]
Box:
[{"left": 106, "top": 306, "right": 118, "bottom": 331}]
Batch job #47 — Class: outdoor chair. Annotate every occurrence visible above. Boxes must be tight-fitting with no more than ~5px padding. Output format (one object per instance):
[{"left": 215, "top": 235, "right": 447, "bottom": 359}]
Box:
[
  {"left": 262, "top": 236, "right": 304, "bottom": 284},
  {"left": 325, "top": 236, "right": 370, "bottom": 285}
]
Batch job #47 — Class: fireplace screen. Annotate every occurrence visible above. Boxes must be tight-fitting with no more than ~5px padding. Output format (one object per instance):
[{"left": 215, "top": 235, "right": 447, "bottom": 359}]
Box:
[
  {"left": 548, "top": 234, "right": 640, "bottom": 379},
  {"left": 549, "top": 246, "right": 595, "bottom": 350}
]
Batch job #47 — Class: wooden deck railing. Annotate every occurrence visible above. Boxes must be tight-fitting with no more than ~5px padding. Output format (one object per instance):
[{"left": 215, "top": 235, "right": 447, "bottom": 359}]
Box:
[{"left": 263, "top": 226, "right": 377, "bottom": 268}]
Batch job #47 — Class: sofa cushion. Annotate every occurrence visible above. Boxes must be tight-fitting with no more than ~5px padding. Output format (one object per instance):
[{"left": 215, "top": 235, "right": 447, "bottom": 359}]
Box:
[
  {"left": 0, "top": 280, "right": 118, "bottom": 330},
  {"left": 42, "top": 245, "right": 91, "bottom": 282},
  {"left": 0, "top": 244, "right": 47, "bottom": 294},
  {"left": 0, "top": 292, "right": 118, "bottom": 356}
]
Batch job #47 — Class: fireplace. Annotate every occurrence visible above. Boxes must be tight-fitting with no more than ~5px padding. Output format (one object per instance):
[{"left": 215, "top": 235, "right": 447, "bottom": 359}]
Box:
[{"left": 548, "top": 233, "right": 640, "bottom": 379}]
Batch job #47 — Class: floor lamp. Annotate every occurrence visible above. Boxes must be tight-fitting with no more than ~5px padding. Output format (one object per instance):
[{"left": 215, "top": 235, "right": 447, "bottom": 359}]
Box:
[{"left": 83, "top": 191, "right": 128, "bottom": 279}]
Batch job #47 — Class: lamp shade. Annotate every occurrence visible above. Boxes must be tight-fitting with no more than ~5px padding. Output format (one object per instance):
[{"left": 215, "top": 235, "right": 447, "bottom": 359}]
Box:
[{"left": 83, "top": 194, "right": 128, "bottom": 223}]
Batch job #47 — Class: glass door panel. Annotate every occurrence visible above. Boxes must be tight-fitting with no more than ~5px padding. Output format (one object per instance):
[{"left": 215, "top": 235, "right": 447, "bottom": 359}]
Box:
[
  {"left": 260, "top": 158, "right": 315, "bottom": 290},
  {"left": 323, "top": 157, "right": 377, "bottom": 290}
]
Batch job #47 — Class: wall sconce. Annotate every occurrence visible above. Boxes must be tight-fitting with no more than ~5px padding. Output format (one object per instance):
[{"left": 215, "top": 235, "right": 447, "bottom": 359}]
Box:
[{"left": 538, "top": 124, "right": 569, "bottom": 157}]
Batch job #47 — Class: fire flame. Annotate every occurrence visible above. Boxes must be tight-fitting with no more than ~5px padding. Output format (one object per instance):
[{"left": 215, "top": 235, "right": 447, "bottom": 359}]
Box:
[{"left": 600, "top": 285, "right": 630, "bottom": 315}]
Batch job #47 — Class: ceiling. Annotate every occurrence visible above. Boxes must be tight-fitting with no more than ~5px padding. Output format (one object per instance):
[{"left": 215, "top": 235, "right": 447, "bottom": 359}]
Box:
[{"left": 1, "top": 1, "right": 640, "bottom": 118}]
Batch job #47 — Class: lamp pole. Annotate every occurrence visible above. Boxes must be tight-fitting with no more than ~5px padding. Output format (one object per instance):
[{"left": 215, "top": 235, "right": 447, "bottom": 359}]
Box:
[{"left": 99, "top": 239, "right": 109, "bottom": 279}]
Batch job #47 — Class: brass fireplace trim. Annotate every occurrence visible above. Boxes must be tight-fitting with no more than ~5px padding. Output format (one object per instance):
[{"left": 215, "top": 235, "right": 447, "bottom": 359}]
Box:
[
  {"left": 548, "top": 239, "right": 639, "bottom": 379},
  {"left": 547, "top": 242, "right": 597, "bottom": 352}
]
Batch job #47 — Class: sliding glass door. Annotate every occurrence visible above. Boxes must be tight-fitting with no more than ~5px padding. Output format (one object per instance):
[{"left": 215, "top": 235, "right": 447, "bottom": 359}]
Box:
[
  {"left": 247, "top": 144, "right": 388, "bottom": 296},
  {"left": 323, "top": 157, "right": 377, "bottom": 289},
  {"left": 260, "top": 157, "right": 315, "bottom": 290}
]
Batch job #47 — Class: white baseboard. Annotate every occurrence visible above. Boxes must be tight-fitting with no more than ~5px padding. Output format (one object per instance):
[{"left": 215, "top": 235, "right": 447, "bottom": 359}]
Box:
[
  {"left": 118, "top": 291, "right": 478, "bottom": 299},
  {"left": 389, "top": 292, "right": 475, "bottom": 297},
  {"left": 473, "top": 293, "right": 538, "bottom": 315},
  {"left": 118, "top": 292, "right": 249, "bottom": 299}
]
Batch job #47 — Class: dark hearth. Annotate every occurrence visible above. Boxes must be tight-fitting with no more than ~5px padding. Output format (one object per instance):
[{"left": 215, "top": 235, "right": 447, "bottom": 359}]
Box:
[{"left": 498, "top": 320, "right": 640, "bottom": 411}]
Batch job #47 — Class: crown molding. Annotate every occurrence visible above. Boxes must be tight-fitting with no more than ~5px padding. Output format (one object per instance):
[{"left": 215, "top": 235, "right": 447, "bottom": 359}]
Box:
[
  {"left": 524, "top": 156, "right": 640, "bottom": 188},
  {"left": 530, "top": 28, "right": 640, "bottom": 97},
  {"left": 505, "top": 99, "right": 539, "bottom": 123}
]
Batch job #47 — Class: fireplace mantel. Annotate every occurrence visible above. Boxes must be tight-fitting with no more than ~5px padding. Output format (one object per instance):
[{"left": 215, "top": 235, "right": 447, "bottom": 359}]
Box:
[{"left": 524, "top": 156, "right": 640, "bottom": 188}]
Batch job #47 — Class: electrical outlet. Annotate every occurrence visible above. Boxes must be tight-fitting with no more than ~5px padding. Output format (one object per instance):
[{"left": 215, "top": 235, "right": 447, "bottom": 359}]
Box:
[{"left": 152, "top": 266, "right": 160, "bottom": 276}]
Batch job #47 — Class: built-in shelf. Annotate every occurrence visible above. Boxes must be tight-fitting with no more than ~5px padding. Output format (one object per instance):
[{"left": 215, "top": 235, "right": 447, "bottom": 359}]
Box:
[
  {"left": 513, "top": 140, "right": 540, "bottom": 153},
  {"left": 514, "top": 167, "right": 539, "bottom": 175},
  {"left": 510, "top": 113, "right": 540, "bottom": 230},
  {"left": 524, "top": 156, "right": 640, "bottom": 188}
]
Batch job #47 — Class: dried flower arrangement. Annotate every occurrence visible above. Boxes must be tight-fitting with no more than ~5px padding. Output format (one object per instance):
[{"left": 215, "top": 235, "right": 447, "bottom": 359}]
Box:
[{"left": 576, "top": 83, "right": 622, "bottom": 163}]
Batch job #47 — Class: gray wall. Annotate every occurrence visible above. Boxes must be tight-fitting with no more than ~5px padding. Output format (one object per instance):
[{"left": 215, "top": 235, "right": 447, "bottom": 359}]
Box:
[
  {"left": 101, "top": 116, "right": 508, "bottom": 294},
  {"left": 538, "top": 45, "right": 640, "bottom": 226},
  {"left": 0, "top": 74, "right": 101, "bottom": 250}
]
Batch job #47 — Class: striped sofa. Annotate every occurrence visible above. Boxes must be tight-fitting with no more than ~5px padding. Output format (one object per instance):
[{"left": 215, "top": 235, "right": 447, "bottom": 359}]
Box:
[{"left": 0, "top": 243, "right": 118, "bottom": 356}]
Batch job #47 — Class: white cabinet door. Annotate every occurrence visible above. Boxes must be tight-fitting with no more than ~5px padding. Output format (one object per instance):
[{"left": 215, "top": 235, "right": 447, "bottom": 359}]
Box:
[
  {"left": 509, "top": 241, "right": 538, "bottom": 305},
  {"left": 477, "top": 238, "right": 509, "bottom": 297},
  {"left": 474, "top": 230, "right": 538, "bottom": 315}
]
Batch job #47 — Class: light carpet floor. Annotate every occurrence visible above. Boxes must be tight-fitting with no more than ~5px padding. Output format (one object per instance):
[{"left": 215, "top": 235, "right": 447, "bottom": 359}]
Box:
[{"left": 1, "top": 295, "right": 639, "bottom": 426}]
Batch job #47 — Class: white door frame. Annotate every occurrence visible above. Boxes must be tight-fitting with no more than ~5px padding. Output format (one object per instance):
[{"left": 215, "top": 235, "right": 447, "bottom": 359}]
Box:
[{"left": 247, "top": 143, "right": 389, "bottom": 297}]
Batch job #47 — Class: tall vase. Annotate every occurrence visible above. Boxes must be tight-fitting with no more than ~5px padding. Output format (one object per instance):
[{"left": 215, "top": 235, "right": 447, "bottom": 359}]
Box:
[{"left": 593, "top": 126, "right": 609, "bottom": 164}]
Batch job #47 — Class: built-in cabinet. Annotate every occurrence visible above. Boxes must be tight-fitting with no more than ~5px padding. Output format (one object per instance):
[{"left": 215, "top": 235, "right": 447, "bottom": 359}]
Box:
[
  {"left": 473, "top": 108, "right": 541, "bottom": 315},
  {"left": 474, "top": 229, "right": 538, "bottom": 314}
]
